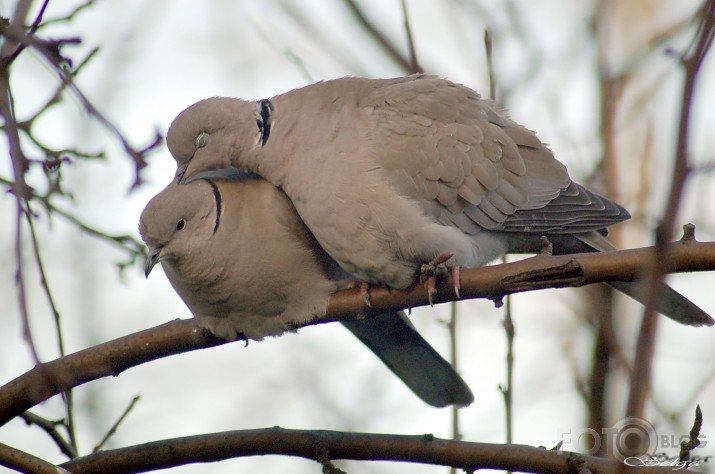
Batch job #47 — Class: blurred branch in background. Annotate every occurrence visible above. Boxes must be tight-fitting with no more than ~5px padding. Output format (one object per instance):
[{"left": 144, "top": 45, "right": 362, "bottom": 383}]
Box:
[
  {"left": 342, "top": 0, "right": 418, "bottom": 74},
  {"left": 0, "top": 0, "right": 160, "bottom": 462},
  {"left": 626, "top": 0, "right": 715, "bottom": 423}
]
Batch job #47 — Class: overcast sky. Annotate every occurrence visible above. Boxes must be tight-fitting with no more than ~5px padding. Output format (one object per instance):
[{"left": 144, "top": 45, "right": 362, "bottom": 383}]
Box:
[{"left": 1, "top": 1, "right": 714, "bottom": 473}]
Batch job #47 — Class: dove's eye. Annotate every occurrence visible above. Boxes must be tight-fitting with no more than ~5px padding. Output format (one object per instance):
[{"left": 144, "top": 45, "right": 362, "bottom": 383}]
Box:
[
  {"left": 195, "top": 132, "right": 209, "bottom": 149},
  {"left": 176, "top": 219, "right": 186, "bottom": 231}
]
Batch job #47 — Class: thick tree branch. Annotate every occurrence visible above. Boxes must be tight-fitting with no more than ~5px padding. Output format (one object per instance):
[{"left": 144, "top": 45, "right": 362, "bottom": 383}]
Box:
[
  {"left": 58, "top": 427, "right": 696, "bottom": 474},
  {"left": 327, "top": 236, "right": 715, "bottom": 314},
  {"left": 0, "top": 441, "right": 70, "bottom": 474},
  {"left": 0, "top": 319, "right": 225, "bottom": 427},
  {"left": 0, "top": 239, "right": 713, "bottom": 427}
]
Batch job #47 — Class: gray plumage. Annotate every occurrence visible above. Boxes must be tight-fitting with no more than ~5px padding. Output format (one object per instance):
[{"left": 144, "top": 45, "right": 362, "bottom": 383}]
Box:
[
  {"left": 139, "top": 177, "right": 474, "bottom": 407},
  {"left": 166, "top": 75, "right": 713, "bottom": 327}
]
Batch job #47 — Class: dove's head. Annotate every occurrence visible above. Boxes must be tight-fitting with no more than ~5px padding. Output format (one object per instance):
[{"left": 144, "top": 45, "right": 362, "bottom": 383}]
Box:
[
  {"left": 167, "top": 97, "right": 267, "bottom": 184},
  {"left": 139, "top": 181, "right": 218, "bottom": 278}
]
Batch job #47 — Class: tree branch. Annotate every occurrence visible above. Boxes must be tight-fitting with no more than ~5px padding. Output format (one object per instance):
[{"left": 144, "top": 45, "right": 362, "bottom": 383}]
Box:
[
  {"left": 0, "top": 20, "right": 162, "bottom": 188},
  {"left": 58, "top": 427, "right": 695, "bottom": 474},
  {"left": 341, "top": 0, "right": 417, "bottom": 74},
  {"left": 0, "top": 441, "right": 71, "bottom": 474},
  {"left": 1, "top": 239, "right": 713, "bottom": 427},
  {"left": 327, "top": 235, "right": 715, "bottom": 314},
  {"left": 19, "top": 411, "right": 77, "bottom": 459},
  {"left": 0, "top": 319, "right": 225, "bottom": 427}
]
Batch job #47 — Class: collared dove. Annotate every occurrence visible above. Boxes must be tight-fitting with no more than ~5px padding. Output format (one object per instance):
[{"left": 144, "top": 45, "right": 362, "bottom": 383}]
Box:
[
  {"left": 139, "top": 176, "right": 474, "bottom": 407},
  {"left": 167, "top": 74, "right": 713, "bottom": 327}
]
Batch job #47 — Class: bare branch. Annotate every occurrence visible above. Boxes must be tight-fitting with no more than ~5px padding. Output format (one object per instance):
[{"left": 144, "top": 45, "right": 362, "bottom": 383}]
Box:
[
  {"left": 484, "top": 29, "right": 496, "bottom": 101},
  {"left": 19, "top": 411, "right": 77, "bottom": 459},
  {"left": 679, "top": 405, "right": 703, "bottom": 461},
  {"left": 37, "top": 0, "right": 98, "bottom": 29},
  {"left": 0, "top": 21, "right": 162, "bottom": 188},
  {"left": 498, "top": 283, "right": 515, "bottom": 446},
  {"left": 59, "top": 427, "right": 696, "bottom": 474},
  {"left": 24, "top": 206, "right": 79, "bottom": 452},
  {"left": 342, "top": 0, "right": 416, "bottom": 74},
  {"left": 0, "top": 441, "right": 71, "bottom": 474},
  {"left": 1, "top": 239, "right": 713, "bottom": 427},
  {"left": 400, "top": 0, "right": 422, "bottom": 73},
  {"left": 446, "top": 302, "right": 461, "bottom": 464},
  {"left": 93, "top": 395, "right": 142, "bottom": 453},
  {"left": 327, "top": 238, "right": 715, "bottom": 315},
  {"left": 0, "top": 176, "right": 147, "bottom": 268},
  {"left": 0, "top": 319, "right": 225, "bottom": 427}
]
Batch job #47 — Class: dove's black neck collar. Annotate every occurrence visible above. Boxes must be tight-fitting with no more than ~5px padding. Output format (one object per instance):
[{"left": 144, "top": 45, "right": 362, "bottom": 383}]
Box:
[
  {"left": 257, "top": 99, "right": 273, "bottom": 147},
  {"left": 206, "top": 179, "right": 222, "bottom": 234}
]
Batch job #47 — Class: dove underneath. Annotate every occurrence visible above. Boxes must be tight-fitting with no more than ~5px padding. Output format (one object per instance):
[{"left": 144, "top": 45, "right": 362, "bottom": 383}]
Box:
[
  {"left": 140, "top": 177, "right": 474, "bottom": 407},
  {"left": 166, "top": 74, "right": 713, "bottom": 327}
]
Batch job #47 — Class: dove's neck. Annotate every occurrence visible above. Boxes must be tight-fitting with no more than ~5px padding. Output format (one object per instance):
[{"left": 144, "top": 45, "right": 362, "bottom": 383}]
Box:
[{"left": 255, "top": 86, "right": 358, "bottom": 189}]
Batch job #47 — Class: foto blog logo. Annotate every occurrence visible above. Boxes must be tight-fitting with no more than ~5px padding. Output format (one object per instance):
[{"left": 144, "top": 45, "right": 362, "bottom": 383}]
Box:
[{"left": 558, "top": 417, "right": 708, "bottom": 461}]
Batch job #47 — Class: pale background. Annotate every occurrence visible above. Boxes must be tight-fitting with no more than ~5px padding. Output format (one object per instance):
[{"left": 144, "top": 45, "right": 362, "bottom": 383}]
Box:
[{"left": 1, "top": 1, "right": 714, "bottom": 472}]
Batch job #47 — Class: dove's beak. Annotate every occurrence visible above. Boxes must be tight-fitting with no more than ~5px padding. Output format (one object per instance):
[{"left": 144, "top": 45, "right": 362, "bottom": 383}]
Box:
[
  {"left": 175, "top": 163, "right": 188, "bottom": 184},
  {"left": 144, "top": 247, "right": 163, "bottom": 278}
]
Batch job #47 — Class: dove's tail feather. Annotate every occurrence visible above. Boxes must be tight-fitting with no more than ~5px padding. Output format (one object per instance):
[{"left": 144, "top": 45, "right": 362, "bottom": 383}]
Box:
[
  {"left": 341, "top": 311, "right": 474, "bottom": 408},
  {"left": 504, "top": 231, "right": 713, "bottom": 327},
  {"left": 571, "top": 233, "right": 713, "bottom": 327},
  {"left": 607, "top": 280, "right": 713, "bottom": 327}
]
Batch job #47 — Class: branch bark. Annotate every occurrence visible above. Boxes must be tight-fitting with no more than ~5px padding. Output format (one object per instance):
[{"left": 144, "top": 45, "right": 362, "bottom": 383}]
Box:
[
  {"left": 0, "top": 441, "right": 70, "bottom": 474},
  {"left": 1, "top": 238, "right": 713, "bottom": 427},
  {"left": 58, "top": 427, "right": 697, "bottom": 474}
]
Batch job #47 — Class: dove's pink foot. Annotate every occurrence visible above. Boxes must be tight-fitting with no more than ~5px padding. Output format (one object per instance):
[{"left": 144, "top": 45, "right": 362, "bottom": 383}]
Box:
[
  {"left": 420, "top": 253, "right": 460, "bottom": 306},
  {"left": 451, "top": 265, "right": 461, "bottom": 299}
]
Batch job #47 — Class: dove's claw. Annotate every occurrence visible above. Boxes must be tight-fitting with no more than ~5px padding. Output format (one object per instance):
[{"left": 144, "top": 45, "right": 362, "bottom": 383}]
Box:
[
  {"left": 426, "top": 276, "right": 438, "bottom": 306},
  {"left": 451, "top": 265, "right": 461, "bottom": 299},
  {"left": 420, "top": 253, "right": 456, "bottom": 305},
  {"left": 360, "top": 281, "right": 372, "bottom": 308}
]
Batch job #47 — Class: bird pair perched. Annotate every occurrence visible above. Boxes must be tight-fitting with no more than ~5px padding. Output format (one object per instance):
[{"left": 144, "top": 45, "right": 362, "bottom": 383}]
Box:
[{"left": 139, "top": 75, "right": 712, "bottom": 408}]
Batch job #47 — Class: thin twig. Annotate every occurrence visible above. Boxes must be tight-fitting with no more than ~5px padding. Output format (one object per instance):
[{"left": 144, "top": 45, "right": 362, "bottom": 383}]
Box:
[
  {"left": 19, "top": 412, "right": 77, "bottom": 459},
  {"left": 341, "top": 0, "right": 415, "bottom": 74},
  {"left": 37, "top": 0, "right": 98, "bottom": 29},
  {"left": 4, "top": 0, "right": 51, "bottom": 64},
  {"left": 484, "top": 29, "right": 496, "bottom": 101},
  {"left": 587, "top": 2, "right": 627, "bottom": 443},
  {"left": 500, "top": 282, "right": 515, "bottom": 448},
  {"left": 678, "top": 405, "right": 703, "bottom": 461},
  {"left": 586, "top": 286, "right": 613, "bottom": 456},
  {"left": 24, "top": 204, "right": 66, "bottom": 357},
  {"left": 0, "top": 176, "right": 146, "bottom": 263},
  {"left": 13, "top": 202, "right": 41, "bottom": 364},
  {"left": 93, "top": 395, "right": 142, "bottom": 452},
  {"left": 447, "top": 301, "right": 460, "bottom": 474},
  {"left": 24, "top": 203, "right": 79, "bottom": 452},
  {"left": 0, "top": 66, "right": 40, "bottom": 364},
  {"left": 400, "top": 0, "right": 422, "bottom": 73},
  {"left": 0, "top": 22, "right": 161, "bottom": 188}
]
